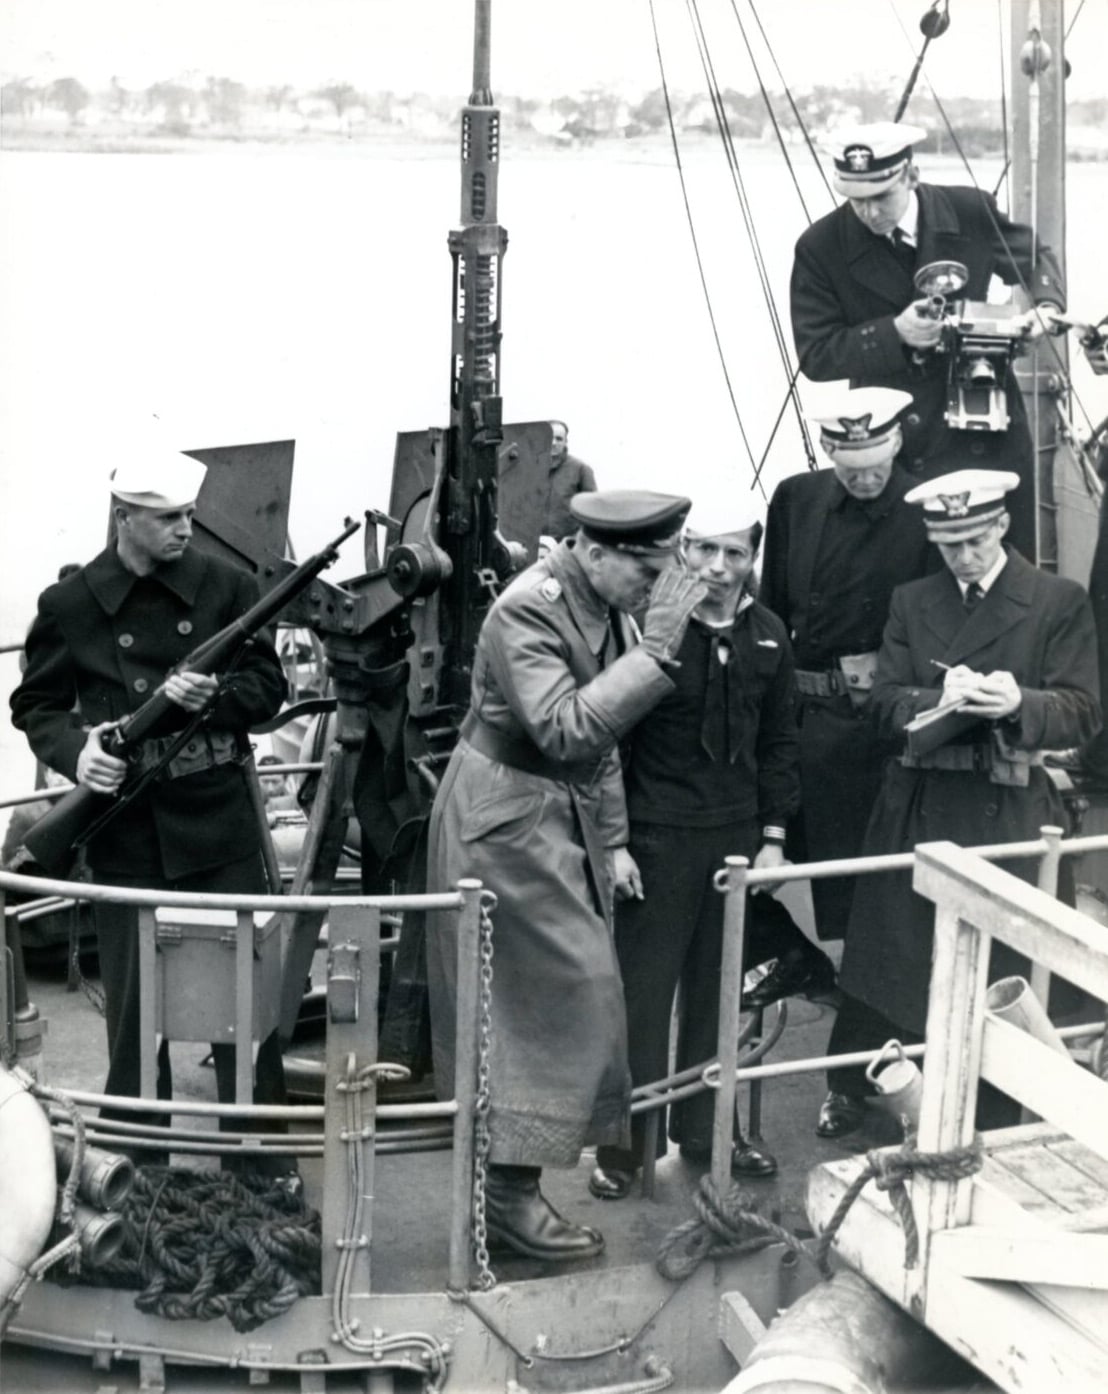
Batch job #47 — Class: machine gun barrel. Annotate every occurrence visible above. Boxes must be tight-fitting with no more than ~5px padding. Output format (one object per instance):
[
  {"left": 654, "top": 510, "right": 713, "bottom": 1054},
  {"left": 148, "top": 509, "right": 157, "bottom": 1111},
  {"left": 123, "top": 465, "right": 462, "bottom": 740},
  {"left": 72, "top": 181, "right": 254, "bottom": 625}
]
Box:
[{"left": 22, "top": 518, "right": 360, "bottom": 876}]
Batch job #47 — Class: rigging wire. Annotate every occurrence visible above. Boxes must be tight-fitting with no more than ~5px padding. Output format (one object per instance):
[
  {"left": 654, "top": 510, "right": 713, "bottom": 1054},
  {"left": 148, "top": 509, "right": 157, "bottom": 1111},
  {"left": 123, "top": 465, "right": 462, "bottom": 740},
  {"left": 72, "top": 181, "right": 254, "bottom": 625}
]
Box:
[
  {"left": 686, "top": 0, "right": 817, "bottom": 480},
  {"left": 745, "top": 0, "right": 836, "bottom": 209},
  {"left": 993, "top": 0, "right": 1011, "bottom": 204},
  {"left": 646, "top": 0, "right": 759, "bottom": 477},
  {"left": 724, "top": 0, "right": 814, "bottom": 225},
  {"left": 883, "top": 0, "right": 1101, "bottom": 447}
]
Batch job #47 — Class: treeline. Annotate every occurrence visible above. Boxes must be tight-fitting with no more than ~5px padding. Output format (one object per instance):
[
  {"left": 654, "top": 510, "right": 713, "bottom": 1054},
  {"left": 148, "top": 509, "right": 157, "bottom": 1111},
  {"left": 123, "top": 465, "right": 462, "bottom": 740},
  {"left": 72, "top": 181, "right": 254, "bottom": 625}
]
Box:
[{"left": 3, "top": 72, "right": 1106, "bottom": 152}]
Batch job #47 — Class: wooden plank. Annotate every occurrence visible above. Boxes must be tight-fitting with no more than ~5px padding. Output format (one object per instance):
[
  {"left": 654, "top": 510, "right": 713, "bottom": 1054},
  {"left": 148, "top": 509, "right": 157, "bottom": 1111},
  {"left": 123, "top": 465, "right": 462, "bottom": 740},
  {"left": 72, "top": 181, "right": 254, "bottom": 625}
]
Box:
[
  {"left": 1048, "top": 1136, "right": 1108, "bottom": 1193},
  {"left": 811, "top": 1155, "right": 1108, "bottom": 1388},
  {"left": 910, "top": 902, "right": 990, "bottom": 1312},
  {"left": 981, "top": 1016, "right": 1108, "bottom": 1162},
  {"left": 933, "top": 1228, "right": 1108, "bottom": 1290},
  {"left": 994, "top": 1139, "right": 1108, "bottom": 1217},
  {"left": 913, "top": 842, "right": 1108, "bottom": 1003},
  {"left": 924, "top": 1267, "right": 1108, "bottom": 1393},
  {"left": 976, "top": 1153, "right": 1067, "bottom": 1218}
]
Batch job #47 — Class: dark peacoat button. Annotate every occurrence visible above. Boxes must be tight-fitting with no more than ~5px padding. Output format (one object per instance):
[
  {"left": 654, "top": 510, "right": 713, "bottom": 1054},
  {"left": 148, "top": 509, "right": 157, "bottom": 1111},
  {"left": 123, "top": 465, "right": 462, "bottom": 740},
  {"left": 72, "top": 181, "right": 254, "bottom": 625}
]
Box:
[
  {"left": 177, "top": 620, "right": 193, "bottom": 635},
  {"left": 118, "top": 633, "right": 134, "bottom": 648},
  {"left": 906, "top": 412, "right": 921, "bottom": 428},
  {"left": 133, "top": 677, "right": 149, "bottom": 694},
  {"left": 985, "top": 802, "right": 998, "bottom": 817}
]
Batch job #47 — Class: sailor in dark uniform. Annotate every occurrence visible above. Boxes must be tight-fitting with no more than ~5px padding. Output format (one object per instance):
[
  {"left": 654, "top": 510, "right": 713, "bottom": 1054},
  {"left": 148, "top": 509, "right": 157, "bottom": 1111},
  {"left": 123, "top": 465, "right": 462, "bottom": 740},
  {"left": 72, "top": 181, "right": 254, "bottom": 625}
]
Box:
[
  {"left": 11, "top": 450, "right": 290, "bottom": 1162},
  {"left": 830, "top": 468, "right": 1100, "bottom": 1134},
  {"left": 790, "top": 120, "right": 1065, "bottom": 558}
]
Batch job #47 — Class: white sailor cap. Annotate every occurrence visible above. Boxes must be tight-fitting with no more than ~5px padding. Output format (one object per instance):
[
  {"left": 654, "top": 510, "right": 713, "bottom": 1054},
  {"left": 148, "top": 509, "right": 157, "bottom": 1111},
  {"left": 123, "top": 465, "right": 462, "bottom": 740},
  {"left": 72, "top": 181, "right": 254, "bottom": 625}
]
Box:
[
  {"left": 904, "top": 469, "right": 1020, "bottom": 541},
  {"left": 809, "top": 387, "right": 913, "bottom": 465},
  {"left": 109, "top": 451, "right": 207, "bottom": 509},
  {"left": 683, "top": 487, "right": 763, "bottom": 543},
  {"left": 827, "top": 122, "right": 927, "bottom": 196}
]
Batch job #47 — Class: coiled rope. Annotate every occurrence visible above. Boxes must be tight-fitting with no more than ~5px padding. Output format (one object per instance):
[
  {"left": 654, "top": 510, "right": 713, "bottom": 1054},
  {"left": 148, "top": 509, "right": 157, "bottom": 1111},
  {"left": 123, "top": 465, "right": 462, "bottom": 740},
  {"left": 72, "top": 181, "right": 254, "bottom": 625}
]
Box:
[
  {"left": 656, "top": 1173, "right": 809, "bottom": 1281},
  {"left": 75, "top": 1167, "right": 321, "bottom": 1332}
]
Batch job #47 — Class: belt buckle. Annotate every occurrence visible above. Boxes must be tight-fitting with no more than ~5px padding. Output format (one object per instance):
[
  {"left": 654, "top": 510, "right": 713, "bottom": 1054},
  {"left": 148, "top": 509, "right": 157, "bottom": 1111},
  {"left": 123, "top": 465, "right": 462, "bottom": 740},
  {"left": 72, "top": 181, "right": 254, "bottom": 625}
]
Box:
[{"left": 972, "top": 743, "right": 989, "bottom": 773}]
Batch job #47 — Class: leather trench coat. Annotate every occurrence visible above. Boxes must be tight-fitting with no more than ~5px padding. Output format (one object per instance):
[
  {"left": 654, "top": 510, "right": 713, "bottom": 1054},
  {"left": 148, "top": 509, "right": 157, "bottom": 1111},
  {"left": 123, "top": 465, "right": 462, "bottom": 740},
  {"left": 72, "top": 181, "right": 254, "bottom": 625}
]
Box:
[{"left": 426, "top": 539, "right": 673, "bottom": 1167}]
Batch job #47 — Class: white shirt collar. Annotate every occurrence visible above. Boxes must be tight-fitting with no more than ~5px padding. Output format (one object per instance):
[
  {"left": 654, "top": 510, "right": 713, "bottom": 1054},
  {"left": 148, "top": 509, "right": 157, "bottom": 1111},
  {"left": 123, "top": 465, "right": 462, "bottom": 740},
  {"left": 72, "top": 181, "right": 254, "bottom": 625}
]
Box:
[
  {"left": 956, "top": 550, "right": 1008, "bottom": 599},
  {"left": 893, "top": 190, "right": 920, "bottom": 245}
]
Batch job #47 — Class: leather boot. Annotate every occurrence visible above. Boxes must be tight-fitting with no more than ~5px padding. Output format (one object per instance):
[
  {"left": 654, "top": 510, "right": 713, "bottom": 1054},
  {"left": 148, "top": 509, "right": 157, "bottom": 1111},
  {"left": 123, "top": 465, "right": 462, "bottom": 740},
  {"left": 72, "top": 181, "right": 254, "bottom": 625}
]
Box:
[{"left": 484, "top": 1164, "right": 604, "bottom": 1261}]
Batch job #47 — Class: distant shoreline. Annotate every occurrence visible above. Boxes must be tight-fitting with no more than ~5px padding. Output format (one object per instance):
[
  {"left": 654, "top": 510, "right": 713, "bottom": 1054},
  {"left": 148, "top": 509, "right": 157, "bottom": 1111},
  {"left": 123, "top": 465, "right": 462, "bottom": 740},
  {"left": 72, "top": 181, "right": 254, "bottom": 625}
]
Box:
[{"left": 7, "top": 126, "right": 1103, "bottom": 163}]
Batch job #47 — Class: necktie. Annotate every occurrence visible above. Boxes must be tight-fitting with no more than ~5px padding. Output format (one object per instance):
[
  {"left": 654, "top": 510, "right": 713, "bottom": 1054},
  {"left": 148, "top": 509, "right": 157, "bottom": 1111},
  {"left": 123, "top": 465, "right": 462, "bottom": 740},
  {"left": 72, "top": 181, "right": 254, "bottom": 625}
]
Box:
[
  {"left": 963, "top": 581, "right": 985, "bottom": 612},
  {"left": 889, "top": 226, "right": 915, "bottom": 271}
]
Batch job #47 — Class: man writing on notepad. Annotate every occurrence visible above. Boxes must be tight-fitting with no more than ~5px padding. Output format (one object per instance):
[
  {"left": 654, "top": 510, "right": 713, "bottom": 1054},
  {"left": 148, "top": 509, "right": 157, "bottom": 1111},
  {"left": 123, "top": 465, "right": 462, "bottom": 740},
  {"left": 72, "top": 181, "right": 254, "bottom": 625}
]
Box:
[{"left": 827, "top": 466, "right": 1100, "bottom": 1132}]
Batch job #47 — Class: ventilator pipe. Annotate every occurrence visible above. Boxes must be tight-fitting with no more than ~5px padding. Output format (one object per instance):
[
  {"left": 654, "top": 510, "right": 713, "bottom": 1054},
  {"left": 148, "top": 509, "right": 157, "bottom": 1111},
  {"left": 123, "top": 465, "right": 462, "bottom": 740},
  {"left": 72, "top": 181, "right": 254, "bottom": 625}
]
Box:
[
  {"left": 0, "top": 1064, "right": 56, "bottom": 1328},
  {"left": 61, "top": 1200, "right": 125, "bottom": 1268},
  {"left": 53, "top": 1136, "right": 134, "bottom": 1212},
  {"left": 722, "top": 1267, "right": 974, "bottom": 1394}
]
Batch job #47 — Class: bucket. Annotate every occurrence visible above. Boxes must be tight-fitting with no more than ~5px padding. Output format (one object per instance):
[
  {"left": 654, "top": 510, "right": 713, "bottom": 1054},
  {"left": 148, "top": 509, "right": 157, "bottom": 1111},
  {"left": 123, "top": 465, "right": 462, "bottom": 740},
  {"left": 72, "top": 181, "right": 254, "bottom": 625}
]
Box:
[
  {"left": 864, "top": 1039, "right": 923, "bottom": 1126},
  {"left": 985, "top": 976, "right": 1069, "bottom": 1056}
]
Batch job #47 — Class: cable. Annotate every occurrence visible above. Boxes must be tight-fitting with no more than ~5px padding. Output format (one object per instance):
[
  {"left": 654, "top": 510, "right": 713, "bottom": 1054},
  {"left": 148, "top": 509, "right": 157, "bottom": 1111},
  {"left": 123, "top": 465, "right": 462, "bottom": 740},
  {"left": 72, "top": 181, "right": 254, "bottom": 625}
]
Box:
[
  {"left": 745, "top": 0, "right": 836, "bottom": 208},
  {"left": 647, "top": 0, "right": 758, "bottom": 475},
  {"left": 686, "top": 0, "right": 817, "bottom": 479},
  {"left": 994, "top": 0, "right": 1011, "bottom": 205}
]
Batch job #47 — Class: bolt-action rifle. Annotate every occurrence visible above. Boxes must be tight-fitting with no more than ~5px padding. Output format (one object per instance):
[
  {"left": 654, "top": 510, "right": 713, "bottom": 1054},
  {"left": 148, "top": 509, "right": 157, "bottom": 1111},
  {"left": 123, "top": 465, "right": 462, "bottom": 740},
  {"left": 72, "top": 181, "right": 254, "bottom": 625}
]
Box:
[{"left": 23, "top": 517, "right": 360, "bottom": 878}]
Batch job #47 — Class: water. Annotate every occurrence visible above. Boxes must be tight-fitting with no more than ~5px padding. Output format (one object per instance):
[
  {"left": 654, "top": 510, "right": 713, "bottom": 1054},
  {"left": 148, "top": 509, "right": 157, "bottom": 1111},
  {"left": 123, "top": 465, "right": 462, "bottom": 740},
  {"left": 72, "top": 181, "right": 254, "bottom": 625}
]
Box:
[{"left": 2, "top": 141, "right": 1107, "bottom": 805}]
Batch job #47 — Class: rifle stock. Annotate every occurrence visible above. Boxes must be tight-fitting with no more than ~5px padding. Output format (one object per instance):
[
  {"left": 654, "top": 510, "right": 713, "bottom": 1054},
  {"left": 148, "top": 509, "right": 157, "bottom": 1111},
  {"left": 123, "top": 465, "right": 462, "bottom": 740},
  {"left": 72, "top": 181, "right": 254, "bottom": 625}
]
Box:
[{"left": 22, "top": 518, "right": 360, "bottom": 877}]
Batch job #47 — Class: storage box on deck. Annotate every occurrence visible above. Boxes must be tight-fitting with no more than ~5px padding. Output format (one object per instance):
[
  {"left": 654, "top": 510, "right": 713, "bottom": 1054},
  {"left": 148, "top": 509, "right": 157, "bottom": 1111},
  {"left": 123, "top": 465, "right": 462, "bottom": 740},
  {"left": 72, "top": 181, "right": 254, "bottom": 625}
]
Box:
[{"left": 152, "top": 907, "right": 280, "bottom": 1044}]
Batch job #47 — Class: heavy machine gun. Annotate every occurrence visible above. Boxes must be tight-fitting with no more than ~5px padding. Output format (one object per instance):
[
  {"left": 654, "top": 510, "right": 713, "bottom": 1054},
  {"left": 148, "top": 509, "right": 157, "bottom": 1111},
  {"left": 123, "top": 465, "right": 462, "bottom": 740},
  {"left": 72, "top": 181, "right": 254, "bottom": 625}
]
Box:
[{"left": 271, "top": 1, "right": 548, "bottom": 1064}]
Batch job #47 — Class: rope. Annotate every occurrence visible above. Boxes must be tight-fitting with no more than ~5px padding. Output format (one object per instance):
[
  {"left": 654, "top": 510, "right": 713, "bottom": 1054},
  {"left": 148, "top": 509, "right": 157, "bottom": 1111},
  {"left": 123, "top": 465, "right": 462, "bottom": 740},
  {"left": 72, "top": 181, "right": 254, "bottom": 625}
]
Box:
[
  {"left": 813, "top": 1140, "right": 982, "bottom": 1277},
  {"left": 655, "top": 1173, "right": 811, "bottom": 1282},
  {"left": 73, "top": 1166, "right": 321, "bottom": 1332}
]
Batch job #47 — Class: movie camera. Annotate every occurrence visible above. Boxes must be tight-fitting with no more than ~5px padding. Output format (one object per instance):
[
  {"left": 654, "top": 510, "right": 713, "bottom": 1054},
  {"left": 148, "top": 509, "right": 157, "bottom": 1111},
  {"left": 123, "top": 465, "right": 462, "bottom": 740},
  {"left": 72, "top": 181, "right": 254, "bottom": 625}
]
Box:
[{"left": 913, "top": 259, "right": 1037, "bottom": 433}]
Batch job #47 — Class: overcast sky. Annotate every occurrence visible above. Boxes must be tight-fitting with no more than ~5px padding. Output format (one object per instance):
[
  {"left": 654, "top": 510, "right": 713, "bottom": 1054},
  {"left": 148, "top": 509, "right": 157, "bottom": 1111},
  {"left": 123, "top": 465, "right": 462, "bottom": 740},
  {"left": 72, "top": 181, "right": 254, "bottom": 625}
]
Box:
[{"left": 1, "top": 0, "right": 1102, "bottom": 103}]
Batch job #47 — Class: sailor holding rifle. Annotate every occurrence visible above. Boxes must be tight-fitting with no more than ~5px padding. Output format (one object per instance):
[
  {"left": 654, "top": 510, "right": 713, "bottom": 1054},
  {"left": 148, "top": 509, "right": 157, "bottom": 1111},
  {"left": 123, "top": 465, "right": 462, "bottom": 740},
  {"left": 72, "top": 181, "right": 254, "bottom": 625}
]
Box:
[{"left": 10, "top": 450, "right": 290, "bottom": 1165}]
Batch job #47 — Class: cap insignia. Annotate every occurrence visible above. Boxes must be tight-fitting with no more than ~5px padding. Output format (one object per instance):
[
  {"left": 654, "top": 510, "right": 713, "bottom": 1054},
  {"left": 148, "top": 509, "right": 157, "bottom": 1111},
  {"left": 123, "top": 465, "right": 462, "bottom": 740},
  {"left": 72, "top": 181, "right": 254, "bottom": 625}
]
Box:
[
  {"left": 541, "top": 577, "right": 562, "bottom": 602},
  {"left": 938, "top": 491, "right": 971, "bottom": 518},
  {"left": 839, "top": 412, "right": 874, "bottom": 441},
  {"left": 844, "top": 144, "right": 874, "bottom": 171}
]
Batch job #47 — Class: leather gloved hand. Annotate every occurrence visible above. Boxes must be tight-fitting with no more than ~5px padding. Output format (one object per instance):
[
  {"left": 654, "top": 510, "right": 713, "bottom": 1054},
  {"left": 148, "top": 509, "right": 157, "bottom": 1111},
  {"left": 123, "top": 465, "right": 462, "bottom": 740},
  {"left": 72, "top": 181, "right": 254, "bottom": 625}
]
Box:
[{"left": 640, "top": 568, "right": 708, "bottom": 665}]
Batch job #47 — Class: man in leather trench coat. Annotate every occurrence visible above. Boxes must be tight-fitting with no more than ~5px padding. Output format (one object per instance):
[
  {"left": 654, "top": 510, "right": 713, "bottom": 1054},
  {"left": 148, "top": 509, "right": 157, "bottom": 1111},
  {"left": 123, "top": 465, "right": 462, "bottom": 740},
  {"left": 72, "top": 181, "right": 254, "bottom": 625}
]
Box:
[
  {"left": 427, "top": 489, "right": 705, "bottom": 1263},
  {"left": 11, "top": 451, "right": 289, "bottom": 1163},
  {"left": 790, "top": 120, "right": 1065, "bottom": 558}
]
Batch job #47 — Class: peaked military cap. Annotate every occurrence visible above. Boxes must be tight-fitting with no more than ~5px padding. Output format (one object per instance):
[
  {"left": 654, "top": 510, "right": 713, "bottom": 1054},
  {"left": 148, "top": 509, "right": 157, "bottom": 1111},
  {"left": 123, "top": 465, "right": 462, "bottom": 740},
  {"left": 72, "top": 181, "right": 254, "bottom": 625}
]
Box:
[
  {"left": 827, "top": 121, "right": 927, "bottom": 196},
  {"left": 571, "top": 489, "right": 691, "bottom": 557},
  {"left": 110, "top": 450, "right": 207, "bottom": 509},
  {"left": 905, "top": 469, "right": 1019, "bottom": 541},
  {"left": 809, "top": 386, "right": 913, "bottom": 466}
]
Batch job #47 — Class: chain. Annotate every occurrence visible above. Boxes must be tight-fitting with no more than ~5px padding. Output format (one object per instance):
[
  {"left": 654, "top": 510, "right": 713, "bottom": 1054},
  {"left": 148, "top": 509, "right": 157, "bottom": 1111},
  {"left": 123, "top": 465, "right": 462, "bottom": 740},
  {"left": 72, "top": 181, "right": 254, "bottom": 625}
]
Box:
[{"left": 470, "top": 889, "right": 497, "bottom": 1291}]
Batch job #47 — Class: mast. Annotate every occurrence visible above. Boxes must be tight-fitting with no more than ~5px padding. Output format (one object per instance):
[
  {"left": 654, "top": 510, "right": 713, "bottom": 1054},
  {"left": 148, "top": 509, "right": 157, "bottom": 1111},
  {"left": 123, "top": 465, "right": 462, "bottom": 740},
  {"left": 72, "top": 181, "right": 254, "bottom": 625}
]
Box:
[{"left": 1009, "top": 1, "right": 1092, "bottom": 578}]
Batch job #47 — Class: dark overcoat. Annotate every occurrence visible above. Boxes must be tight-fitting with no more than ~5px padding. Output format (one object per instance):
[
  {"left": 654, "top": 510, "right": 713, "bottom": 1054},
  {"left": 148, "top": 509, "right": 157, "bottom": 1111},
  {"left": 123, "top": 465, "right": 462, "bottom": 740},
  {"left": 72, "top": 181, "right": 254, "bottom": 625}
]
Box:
[
  {"left": 791, "top": 182, "right": 1065, "bottom": 554},
  {"left": 760, "top": 467, "right": 934, "bottom": 938},
  {"left": 426, "top": 540, "right": 673, "bottom": 1168},
  {"left": 840, "top": 549, "right": 1101, "bottom": 1033},
  {"left": 11, "top": 545, "right": 286, "bottom": 879}
]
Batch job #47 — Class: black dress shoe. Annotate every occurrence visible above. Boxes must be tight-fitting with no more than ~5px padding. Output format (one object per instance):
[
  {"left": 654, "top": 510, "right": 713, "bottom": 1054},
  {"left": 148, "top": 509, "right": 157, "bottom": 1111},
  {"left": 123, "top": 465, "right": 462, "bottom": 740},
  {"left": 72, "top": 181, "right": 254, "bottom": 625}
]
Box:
[
  {"left": 731, "top": 1140, "right": 778, "bottom": 1178},
  {"left": 485, "top": 1174, "right": 604, "bottom": 1261},
  {"left": 678, "top": 1138, "right": 778, "bottom": 1177},
  {"left": 816, "top": 1090, "right": 866, "bottom": 1139},
  {"left": 743, "top": 948, "right": 837, "bottom": 1010},
  {"left": 588, "top": 1165, "right": 634, "bottom": 1200}
]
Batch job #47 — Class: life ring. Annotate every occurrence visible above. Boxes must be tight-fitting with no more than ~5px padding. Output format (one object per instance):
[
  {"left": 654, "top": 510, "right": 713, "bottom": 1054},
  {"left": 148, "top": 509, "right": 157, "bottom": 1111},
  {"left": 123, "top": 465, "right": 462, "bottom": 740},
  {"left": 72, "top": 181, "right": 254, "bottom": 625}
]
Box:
[{"left": 0, "top": 1063, "right": 56, "bottom": 1332}]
